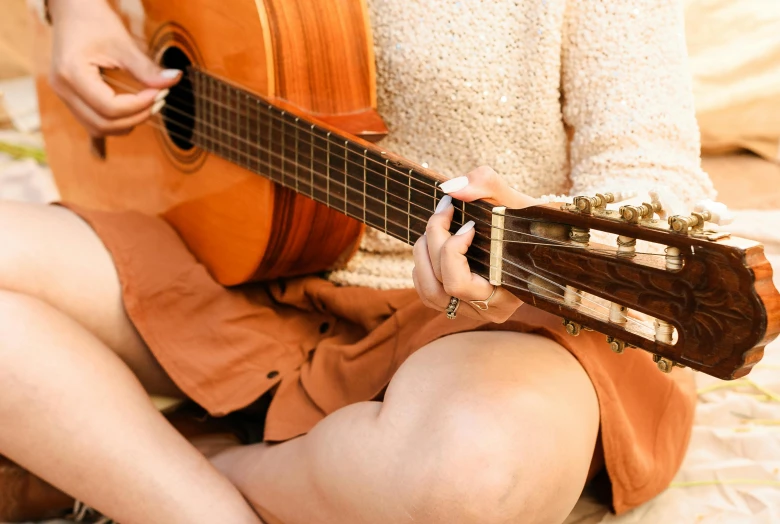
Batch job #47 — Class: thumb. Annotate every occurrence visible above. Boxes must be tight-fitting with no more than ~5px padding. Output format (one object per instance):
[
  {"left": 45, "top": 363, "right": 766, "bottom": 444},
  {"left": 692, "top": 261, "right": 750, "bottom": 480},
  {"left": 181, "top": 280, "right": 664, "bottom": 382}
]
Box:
[{"left": 120, "top": 45, "right": 182, "bottom": 89}]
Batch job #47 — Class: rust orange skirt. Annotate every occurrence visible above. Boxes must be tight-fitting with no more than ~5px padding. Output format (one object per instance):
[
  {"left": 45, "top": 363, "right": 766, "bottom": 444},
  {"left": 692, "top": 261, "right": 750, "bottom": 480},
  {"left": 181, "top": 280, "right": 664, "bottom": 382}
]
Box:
[{"left": 62, "top": 203, "right": 695, "bottom": 515}]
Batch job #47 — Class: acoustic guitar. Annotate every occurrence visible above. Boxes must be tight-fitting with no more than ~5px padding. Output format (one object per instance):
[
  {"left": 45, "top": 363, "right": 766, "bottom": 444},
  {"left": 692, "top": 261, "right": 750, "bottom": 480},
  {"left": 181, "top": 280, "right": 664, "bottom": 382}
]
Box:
[{"left": 32, "top": 0, "right": 780, "bottom": 380}]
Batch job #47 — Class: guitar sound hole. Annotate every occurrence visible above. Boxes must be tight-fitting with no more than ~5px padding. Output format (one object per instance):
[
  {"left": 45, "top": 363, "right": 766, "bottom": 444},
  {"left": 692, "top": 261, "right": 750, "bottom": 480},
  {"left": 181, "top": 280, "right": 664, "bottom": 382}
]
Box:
[{"left": 160, "top": 46, "right": 195, "bottom": 151}]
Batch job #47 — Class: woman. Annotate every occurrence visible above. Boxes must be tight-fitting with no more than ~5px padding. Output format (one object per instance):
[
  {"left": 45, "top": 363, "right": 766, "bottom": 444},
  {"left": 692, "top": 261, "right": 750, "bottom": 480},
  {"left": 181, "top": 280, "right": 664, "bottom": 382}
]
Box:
[{"left": 0, "top": 0, "right": 712, "bottom": 522}]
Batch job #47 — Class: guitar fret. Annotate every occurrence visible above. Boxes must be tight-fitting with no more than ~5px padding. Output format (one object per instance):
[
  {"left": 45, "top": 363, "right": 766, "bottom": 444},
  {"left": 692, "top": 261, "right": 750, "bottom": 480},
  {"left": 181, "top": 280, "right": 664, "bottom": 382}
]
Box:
[
  {"left": 281, "top": 111, "right": 286, "bottom": 189},
  {"left": 244, "top": 93, "right": 252, "bottom": 171},
  {"left": 294, "top": 117, "right": 300, "bottom": 194},
  {"left": 234, "top": 87, "right": 240, "bottom": 163},
  {"left": 344, "top": 141, "right": 349, "bottom": 215},
  {"left": 203, "top": 73, "right": 208, "bottom": 150},
  {"left": 221, "top": 81, "right": 227, "bottom": 161},
  {"left": 363, "top": 150, "right": 367, "bottom": 225},
  {"left": 233, "top": 87, "right": 239, "bottom": 164},
  {"left": 407, "top": 169, "right": 412, "bottom": 244},
  {"left": 384, "top": 159, "right": 389, "bottom": 235},
  {"left": 206, "top": 73, "right": 210, "bottom": 149},
  {"left": 266, "top": 104, "right": 274, "bottom": 180},
  {"left": 255, "top": 99, "right": 260, "bottom": 173},
  {"left": 326, "top": 132, "right": 331, "bottom": 208},
  {"left": 222, "top": 81, "right": 228, "bottom": 160},
  {"left": 213, "top": 76, "right": 219, "bottom": 155},
  {"left": 310, "top": 125, "right": 315, "bottom": 201}
]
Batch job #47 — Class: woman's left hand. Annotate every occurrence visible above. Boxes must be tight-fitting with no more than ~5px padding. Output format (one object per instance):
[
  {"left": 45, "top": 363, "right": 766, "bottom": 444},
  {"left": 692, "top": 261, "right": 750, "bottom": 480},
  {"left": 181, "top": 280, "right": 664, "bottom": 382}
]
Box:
[{"left": 412, "top": 166, "right": 538, "bottom": 323}]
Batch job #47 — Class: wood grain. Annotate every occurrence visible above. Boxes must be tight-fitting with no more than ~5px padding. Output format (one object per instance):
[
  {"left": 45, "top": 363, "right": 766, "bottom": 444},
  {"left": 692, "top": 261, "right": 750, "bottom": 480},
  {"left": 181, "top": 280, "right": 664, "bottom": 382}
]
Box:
[{"left": 34, "top": 0, "right": 377, "bottom": 284}]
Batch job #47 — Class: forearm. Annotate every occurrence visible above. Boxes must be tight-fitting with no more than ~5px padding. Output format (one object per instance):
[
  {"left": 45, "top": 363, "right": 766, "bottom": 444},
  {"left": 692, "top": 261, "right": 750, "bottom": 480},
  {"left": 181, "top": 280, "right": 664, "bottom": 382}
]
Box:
[{"left": 562, "top": 0, "right": 716, "bottom": 205}]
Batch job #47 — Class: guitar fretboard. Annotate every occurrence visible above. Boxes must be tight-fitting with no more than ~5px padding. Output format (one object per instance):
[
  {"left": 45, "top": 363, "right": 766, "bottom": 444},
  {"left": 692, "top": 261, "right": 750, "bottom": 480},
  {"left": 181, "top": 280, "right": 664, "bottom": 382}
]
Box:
[{"left": 188, "top": 68, "right": 458, "bottom": 246}]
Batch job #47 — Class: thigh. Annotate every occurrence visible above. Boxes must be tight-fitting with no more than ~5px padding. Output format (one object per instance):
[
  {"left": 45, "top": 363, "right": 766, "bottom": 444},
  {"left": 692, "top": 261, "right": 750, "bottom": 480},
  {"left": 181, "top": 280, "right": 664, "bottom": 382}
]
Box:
[
  {"left": 0, "top": 200, "right": 180, "bottom": 396},
  {"left": 222, "top": 329, "right": 602, "bottom": 524},
  {"left": 380, "top": 330, "right": 601, "bottom": 522}
]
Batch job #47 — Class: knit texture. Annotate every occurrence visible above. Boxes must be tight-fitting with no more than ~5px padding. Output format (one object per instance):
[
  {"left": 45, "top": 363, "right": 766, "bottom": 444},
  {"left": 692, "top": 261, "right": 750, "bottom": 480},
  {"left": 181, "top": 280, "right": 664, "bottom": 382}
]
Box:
[{"left": 328, "top": 0, "right": 716, "bottom": 289}]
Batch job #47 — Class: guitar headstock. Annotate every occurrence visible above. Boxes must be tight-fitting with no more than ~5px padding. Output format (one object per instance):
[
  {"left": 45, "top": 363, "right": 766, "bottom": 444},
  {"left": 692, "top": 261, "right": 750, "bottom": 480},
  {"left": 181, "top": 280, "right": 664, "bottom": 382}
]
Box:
[{"left": 467, "top": 190, "right": 780, "bottom": 380}]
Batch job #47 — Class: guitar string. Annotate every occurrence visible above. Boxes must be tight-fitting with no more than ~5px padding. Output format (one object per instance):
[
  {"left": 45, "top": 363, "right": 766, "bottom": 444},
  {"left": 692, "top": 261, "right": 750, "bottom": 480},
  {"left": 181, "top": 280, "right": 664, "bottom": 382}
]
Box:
[
  {"left": 153, "top": 108, "right": 677, "bottom": 265},
  {"left": 96, "top": 78, "right": 665, "bottom": 335},
  {"left": 101, "top": 75, "right": 501, "bottom": 207},
  {"left": 101, "top": 76, "right": 598, "bottom": 221},
  {"left": 135, "top": 115, "right": 658, "bottom": 335},
  {"left": 103, "top": 75, "right": 677, "bottom": 258},
  {"left": 104, "top": 73, "right": 463, "bottom": 194}
]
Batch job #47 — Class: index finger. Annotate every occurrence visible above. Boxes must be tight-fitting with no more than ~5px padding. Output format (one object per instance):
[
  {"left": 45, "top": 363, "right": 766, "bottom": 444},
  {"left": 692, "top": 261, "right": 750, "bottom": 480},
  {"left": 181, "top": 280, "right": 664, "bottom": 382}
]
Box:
[{"left": 70, "top": 64, "right": 161, "bottom": 119}]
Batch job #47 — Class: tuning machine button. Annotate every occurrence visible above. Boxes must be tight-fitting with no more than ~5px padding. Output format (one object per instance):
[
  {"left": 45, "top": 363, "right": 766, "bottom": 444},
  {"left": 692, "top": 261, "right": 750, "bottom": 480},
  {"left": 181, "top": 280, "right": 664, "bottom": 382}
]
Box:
[
  {"left": 694, "top": 199, "right": 735, "bottom": 226},
  {"left": 652, "top": 354, "right": 685, "bottom": 373},
  {"left": 605, "top": 190, "right": 638, "bottom": 203},
  {"left": 562, "top": 319, "right": 582, "bottom": 336},
  {"left": 649, "top": 187, "right": 687, "bottom": 220},
  {"left": 606, "top": 336, "right": 626, "bottom": 354}
]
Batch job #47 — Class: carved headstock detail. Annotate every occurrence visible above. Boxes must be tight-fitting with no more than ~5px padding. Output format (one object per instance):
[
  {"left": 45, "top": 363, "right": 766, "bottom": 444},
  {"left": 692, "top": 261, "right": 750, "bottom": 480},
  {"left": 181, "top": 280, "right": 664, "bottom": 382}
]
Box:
[{"left": 467, "top": 191, "right": 780, "bottom": 380}]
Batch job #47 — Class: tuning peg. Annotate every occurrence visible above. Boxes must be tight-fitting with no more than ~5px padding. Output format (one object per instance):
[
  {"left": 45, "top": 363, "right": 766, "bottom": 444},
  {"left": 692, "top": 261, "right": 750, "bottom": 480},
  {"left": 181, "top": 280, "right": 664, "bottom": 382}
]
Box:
[
  {"left": 649, "top": 187, "right": 687, "bottom": 219},
  {"left": 605, "top": 190, "right": 638, "bottom": 203},
  {"left": 694, "top": 200, "right": 735, "bottom": 226},
  {"left": 539, "top": 194, "right": 570, "bottom": 204}
]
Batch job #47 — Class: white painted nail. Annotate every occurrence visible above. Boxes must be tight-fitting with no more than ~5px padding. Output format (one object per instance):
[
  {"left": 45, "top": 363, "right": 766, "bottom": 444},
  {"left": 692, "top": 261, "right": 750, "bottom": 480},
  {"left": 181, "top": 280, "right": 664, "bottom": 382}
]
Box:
[
  {"left": 435, "top": 195, "right": 452, "bottom": 214},
  {"left": 151, "top": 99, "right": 166, "bottom": 115},
  {"left": 455, "top": 220, "right": 475, "bottom": 235},
  {"left": 440, "top": 176, "right": 469, "bottom": 194},
  {"left": 161, "top": 69, "right": 181, "bottom": 79},
  {"left": 154, "top": 88, "right": 170, "bottom": 102}
]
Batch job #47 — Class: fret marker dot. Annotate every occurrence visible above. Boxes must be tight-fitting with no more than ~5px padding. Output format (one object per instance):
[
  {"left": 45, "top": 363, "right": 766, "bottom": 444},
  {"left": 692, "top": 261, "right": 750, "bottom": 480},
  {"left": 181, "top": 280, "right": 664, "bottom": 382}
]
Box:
[{"left": 422, "top": 162, "right": 429, "bottom": 168}]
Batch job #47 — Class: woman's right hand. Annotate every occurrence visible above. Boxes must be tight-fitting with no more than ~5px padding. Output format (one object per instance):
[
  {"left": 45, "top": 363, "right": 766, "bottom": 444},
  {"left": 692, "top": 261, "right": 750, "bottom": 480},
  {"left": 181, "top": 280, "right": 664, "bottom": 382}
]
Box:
[{"left": 48, "top": 0, "right": 182, "bottom": 137}]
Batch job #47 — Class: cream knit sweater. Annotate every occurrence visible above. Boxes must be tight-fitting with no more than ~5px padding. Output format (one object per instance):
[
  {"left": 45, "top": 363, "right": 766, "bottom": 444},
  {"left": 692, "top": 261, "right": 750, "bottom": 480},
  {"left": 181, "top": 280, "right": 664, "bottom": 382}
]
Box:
[{"left": 328, "top": 0, "right": 716, "bottom": 290}]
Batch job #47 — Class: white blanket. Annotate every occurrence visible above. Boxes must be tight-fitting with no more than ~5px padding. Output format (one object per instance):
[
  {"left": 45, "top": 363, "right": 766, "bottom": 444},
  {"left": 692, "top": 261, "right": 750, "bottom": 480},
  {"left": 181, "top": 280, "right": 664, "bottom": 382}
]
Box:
[{"left": 567, "top": 219, "right": 780, "bottom": 523}]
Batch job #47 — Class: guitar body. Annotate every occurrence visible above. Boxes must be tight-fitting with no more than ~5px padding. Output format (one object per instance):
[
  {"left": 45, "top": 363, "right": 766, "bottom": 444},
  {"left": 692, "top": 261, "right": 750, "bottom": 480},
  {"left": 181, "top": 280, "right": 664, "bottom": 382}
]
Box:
[{"left": 34, "top": 0, "right": 382, "bottom": 285}]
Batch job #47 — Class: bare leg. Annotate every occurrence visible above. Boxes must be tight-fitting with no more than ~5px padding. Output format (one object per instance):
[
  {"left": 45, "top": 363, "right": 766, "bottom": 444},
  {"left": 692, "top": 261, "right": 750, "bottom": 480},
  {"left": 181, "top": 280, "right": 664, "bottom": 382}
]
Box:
[
  {"left": 0, "top": 201, "right": 177, "bottom": 395},
  {"left": 0, "top": 202, "right": 260, "bottom": 523},
  {"left": 214, "top": 331, "right": 602, "bottom": 524}
]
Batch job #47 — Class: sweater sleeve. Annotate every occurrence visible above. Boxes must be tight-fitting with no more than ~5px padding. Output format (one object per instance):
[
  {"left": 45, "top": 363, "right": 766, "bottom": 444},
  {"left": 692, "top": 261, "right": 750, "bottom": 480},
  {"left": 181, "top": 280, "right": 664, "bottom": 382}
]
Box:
[{"left": 561, "top": 0, "right": 716, "bottom": 208}]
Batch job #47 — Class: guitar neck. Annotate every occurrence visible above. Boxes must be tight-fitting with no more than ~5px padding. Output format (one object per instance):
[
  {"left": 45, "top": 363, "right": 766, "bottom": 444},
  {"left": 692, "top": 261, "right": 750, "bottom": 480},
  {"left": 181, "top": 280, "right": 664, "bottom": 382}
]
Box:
[{"left": 188, "top": 68, "right": 452, "bottom": 248}]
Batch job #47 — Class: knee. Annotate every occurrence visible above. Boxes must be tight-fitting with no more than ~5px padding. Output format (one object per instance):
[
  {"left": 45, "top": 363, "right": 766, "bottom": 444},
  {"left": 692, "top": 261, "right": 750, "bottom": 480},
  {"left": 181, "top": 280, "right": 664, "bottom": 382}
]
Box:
[
  {"left": 394, "top": 393, "right": 580, "bottom": 524},
  {"left": 0, "top": 201, "right": 38, "bottom": 291},
  {"left": 0, "top": 291, "right": 47, "bottom": 347}
]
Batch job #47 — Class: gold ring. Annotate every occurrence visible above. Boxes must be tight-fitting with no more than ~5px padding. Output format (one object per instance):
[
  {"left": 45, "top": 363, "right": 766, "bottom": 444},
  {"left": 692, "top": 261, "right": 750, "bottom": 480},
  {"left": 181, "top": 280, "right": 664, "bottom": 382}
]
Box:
[
  {"left": 469, "top": 285, "right": 498, "bottom": 311},
  {"left": 445, "top": 296, "right": 460, "bottom": 320}
]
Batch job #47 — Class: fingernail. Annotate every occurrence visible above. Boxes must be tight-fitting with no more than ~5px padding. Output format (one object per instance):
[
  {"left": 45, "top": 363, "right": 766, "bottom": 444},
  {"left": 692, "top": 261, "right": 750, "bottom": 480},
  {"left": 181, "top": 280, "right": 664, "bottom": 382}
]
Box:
[
  {"left": 440, "top": 176, "right": 469, "bottom": 194},
  {"left": 434, "top": 195, "right": 452, "bottom": 214},
  {"left": 151, "top": 99, "right": 166, "bottom": 115},
  {"left": 161, "top": 69, "right": 181, "bottom": 79},
  {"left": 154, "top": 88, "right": 169, "bottom": 102},
  {"left": 455, "top": 220, "right": 475, "bottom": 235}
]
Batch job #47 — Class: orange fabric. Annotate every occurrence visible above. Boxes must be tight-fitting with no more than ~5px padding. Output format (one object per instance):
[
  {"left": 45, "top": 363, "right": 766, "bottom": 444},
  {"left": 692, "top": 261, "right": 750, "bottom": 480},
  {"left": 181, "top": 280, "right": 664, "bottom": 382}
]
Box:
[{"left": 62, "top": 203, "right": 695, "bottom": 515}]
